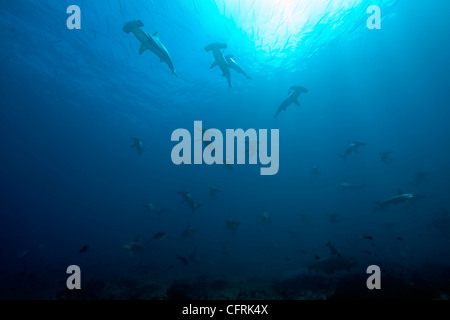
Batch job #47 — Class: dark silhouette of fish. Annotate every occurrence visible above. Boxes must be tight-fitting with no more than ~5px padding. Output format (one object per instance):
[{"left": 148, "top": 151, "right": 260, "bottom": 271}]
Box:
[
  {"left": 209, "top": 186, "right": 220, "bottom": 199},
  {"left": 274, "top": 86, "right": 308, "bottom": 118},
  {"left": 130, "top": 137, "right": 143, "bottom": 156},
  {"left": 152, "top": 232, "right": 166, "bottom": 240},
  {"left": 312, "top": 165, "right": 320, "bottom": 177},
  {"left": 308, "top": 242, "right": 357, "bottom": 275},
  {"left": 339, "top": 141, "right": 366, "bottom": 160},
  {"left": 176, "top": 254, "right": 188, "bottom": 265},
  {"left": 409, "top": 172, "right": 429, "bottom": 187},
  {"left": 205, "top": 42, "right": 231, "bottom": 88},
  {"left": 226, "top": 218, "right": 240, "bottom": 233},
  {"left": 379, "top": 151, "right": 393, "bottom": 165},
  {"left": 374, "top": 189, "right": 425, "bottom": 210},
  {"left": 225, "top": 54, "right": 252, "bottom": 80},
  {"left": 123, "top": 20, "right": 176, "bottom": 76},
  {"left": 79, "top": 244, "right": 90, "bottom": 254}
]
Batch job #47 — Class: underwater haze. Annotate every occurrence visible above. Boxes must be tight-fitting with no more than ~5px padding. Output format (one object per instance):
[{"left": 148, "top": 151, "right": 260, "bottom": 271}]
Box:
[{"left": 1, "top": 0, "right": 450, "bottom": 300}]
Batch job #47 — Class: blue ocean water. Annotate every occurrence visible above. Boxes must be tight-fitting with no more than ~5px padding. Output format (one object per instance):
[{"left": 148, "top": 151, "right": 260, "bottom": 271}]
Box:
[{"left": 1, "top": 0, "right": 450, "bottom": 300}]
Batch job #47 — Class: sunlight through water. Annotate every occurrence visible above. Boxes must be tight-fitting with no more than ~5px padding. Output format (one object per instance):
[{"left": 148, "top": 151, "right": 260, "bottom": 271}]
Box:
[{"left": 212, "top": 0, "right": 398, "bottom": 70}]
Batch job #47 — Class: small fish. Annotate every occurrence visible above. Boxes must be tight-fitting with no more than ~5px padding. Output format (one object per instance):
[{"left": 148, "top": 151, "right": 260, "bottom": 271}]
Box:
[
  {"left": 327, "top": 241, "right": 341, "bottom": 258},
  {"left": 258, "top": 211, "right": 272, "bottom": 223},
  {"left": 314, "top": 254, "right": 320, "bottom": 260},
  {"left": 396, "top": 237, "right": 404, "bottom": 241},
  {"left": 152, "top": 232, "right": 167, "bottom": 240},
  {"left": 176, "top": 254, "right": 188, "bottom": 265},
  {"left": 288, "top": 230, "right": 299, "bottom": 238},
  {"left": 79, "top": 245, "right": 90, "bottom": 254},
  {"left": 300, "top": 250, "right": 306, "bottom": 254},
  {"left": 364, "top": 250, "right": 372, "bottom": 255},
  {"left": 284, "top": 257, "right": 291, "bottom": 261},
  {"left": 226, "top": 219, "right": 240, "bottom": 233},
  {"left": 363, "top": 235, "right": 374, "bottom": 240}
]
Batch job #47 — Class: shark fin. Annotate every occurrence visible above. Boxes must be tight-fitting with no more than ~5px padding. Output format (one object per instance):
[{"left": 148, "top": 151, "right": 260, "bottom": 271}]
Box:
[
  {"left": 294, "top": 98, "right": 300, "bottom": 106},
  {"left": 153, "top": 31, "right": 159, "bottom": 38},
  {"left": 210, "top": 61, "right": 218, "bottom": 69},
  {"left": 398, "top": 189, "right": 404, "bottom": 195},
  {"left": 139, "top": 44, "right": 147, "bottom": 55},
  {"left": 134, "top": 234, "right": 140, "bottom": 242}
]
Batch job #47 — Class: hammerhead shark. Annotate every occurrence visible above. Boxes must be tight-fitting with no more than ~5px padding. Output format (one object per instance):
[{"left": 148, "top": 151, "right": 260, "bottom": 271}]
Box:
[
  {"left": 339, "top": 141, "right": 366, "bottom": 160},
  {"left": 274, "top": 86, "right": 308, "bottom": 118},
  {"left": 123, "top": 20, "right": 176, "bottom": 76},
  {"left": 205, "top": 43, "right": 231, "bottom": 88},
  {"left": 130, "top": 137, "right": 143, "bottom": 156},
  {"left": 177, "top": 191, "right": 205, "bottom": 214},
  {"left": 375, "top": 189, "right": 425, "bottom": 210},
  {"left": 121, "top": 235, "right": 148, "bottom": 257}
]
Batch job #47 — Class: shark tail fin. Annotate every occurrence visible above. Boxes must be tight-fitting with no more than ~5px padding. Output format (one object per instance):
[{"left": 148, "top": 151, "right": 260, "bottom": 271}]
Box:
[
  {"left": 123, "top": 20, "right": 144, "bottom": 34},
  {"left": 204, "top": 43, "right": 227, "bottom": 52}
]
